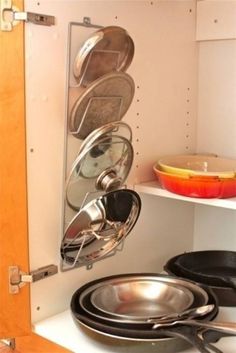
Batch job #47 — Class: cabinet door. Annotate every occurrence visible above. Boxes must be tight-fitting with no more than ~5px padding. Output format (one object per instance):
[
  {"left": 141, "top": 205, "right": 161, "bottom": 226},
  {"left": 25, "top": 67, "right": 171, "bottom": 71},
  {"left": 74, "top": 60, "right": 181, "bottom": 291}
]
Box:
[{"left": 0, "top": 0, "right": 31, "bottom": 338}]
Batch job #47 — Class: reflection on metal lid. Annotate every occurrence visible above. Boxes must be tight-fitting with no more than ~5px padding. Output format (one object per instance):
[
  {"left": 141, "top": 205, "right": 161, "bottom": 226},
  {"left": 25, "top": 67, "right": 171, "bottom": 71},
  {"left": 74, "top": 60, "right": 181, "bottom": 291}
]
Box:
[
  {"left": 73, "top": 26, "right": 134, "bottom": 86},
  {"left": 69, "top": 72, "right": 135, "bottom": 140},
  {"left": 61, "top": 189, "right": 141, "bottom": 270}
]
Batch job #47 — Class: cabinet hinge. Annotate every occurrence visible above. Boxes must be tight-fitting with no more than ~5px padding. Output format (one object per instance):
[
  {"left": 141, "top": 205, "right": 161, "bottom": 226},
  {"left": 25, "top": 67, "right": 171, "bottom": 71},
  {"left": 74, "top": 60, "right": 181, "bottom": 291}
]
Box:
[
  {"left": 0, "top": 338, "right": 15, "bottom": 350},
  {"left": 0, "top": 0, "right": 55, "bottom": 32},
  {"left": 9, "top": 264, "right": 58, "bottom": 294}
]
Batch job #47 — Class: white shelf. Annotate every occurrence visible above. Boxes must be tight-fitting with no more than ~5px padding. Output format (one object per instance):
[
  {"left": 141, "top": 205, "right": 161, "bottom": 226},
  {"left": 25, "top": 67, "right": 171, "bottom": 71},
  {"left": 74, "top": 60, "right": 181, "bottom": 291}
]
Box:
[
  {"left": 134, "top": 181, "right": 236, "bottom": 210},
  {"left": 34, "top": 308, "right": 236, "bottom": 353}
]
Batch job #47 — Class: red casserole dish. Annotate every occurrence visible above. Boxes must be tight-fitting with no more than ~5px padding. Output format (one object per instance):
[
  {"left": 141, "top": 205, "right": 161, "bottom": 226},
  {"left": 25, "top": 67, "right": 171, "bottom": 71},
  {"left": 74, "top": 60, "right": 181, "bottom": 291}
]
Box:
[{"left": 153, "top": 165, "right": 236, "bottom": 199}]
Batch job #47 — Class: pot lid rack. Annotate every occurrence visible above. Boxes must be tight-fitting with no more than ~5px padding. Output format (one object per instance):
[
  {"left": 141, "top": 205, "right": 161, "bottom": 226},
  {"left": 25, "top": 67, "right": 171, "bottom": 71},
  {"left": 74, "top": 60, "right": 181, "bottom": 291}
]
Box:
[{"left": 62, "top": 21, "right": 137, "bottom": 271}]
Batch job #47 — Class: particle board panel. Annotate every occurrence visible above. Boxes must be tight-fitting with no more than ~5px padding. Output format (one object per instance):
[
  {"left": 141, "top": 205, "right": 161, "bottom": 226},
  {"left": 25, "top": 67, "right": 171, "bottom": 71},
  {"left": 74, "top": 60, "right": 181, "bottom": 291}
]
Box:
[
  {"left": 196, "top": 0, "right": 236, "bottom": 41},
  {"left": 196, "top": 40, "right": 236, "bottom": 158}
]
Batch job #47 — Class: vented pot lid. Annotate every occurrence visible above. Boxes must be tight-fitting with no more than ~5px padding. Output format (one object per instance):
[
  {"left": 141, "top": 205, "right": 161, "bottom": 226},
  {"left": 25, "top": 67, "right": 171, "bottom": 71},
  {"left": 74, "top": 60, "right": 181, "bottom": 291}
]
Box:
[
  {"left": 69, "top": 72, "right": 135, "bottom": 140},
  {"left": 66, "top": 122, "right": 133, "bottom": 211},
  {"left": 61, "top": 189, "right": 141, "bottom": 269},
  {"left": 73, "top": 26, "right": 134, "bottom": 86}
]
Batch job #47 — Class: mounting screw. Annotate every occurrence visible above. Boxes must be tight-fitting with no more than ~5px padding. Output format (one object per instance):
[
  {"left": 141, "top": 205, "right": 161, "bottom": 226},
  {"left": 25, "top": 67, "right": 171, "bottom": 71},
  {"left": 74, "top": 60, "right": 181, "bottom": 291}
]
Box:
[{"left": 83, "top": 17, "right": 91, "bottom": 26}]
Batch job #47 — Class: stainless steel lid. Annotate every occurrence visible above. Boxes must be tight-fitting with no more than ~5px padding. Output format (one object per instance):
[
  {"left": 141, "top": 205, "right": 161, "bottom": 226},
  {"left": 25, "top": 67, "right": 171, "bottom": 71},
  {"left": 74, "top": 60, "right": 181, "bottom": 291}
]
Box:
[
  {"left": 73, "top": 26, "right": 134, "bottom": 86},
  {"left": 69, "top": 72, "right": 135, "bottom": 140},
  {"left": 61, "top": 189, "right": 141, "bottom": 269}
]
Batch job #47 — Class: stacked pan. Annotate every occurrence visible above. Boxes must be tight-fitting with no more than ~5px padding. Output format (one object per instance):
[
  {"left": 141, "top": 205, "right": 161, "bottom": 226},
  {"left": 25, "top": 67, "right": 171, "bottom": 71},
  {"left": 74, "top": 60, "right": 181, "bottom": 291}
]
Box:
[
  {"left": 153, "top": 154, "right": 236, "bottom": 198},
  {"left": 71, "top": 273, "right": 236, "bottom": 353}
]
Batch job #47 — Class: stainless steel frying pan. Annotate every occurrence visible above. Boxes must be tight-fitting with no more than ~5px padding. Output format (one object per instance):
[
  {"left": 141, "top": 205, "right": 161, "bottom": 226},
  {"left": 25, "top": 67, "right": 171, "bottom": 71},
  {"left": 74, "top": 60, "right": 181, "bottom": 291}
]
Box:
[
  {"left": 90, "top": 280, "right": 194, "bottom": 319},
  {"left": 79, "top": 275, "right": 209, "bottom": 324}
]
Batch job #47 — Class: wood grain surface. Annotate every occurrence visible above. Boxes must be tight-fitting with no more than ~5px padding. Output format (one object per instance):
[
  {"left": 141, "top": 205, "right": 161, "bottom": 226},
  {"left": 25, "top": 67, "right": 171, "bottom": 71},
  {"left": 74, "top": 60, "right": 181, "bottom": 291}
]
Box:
[{"left": 0, "top": 0, "right": 30, "bottom": 338}]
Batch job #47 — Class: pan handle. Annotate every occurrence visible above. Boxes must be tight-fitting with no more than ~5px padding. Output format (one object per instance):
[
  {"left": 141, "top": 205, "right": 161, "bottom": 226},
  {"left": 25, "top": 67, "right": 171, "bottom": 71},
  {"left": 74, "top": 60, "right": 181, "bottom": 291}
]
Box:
[
  {"left": 153, "top": 319, "right": 236, "bottom": 335},
  {"left": 201, "top": 329, "right": 236, "bottom": 343},
  {"left": 161, "top": 326, "right": 223, "bottom": 353}
]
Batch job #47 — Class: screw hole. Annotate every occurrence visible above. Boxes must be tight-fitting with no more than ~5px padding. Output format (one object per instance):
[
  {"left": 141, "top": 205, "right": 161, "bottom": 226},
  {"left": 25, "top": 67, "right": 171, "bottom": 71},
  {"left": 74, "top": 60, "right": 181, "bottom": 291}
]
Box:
[{"left": 36, "top": 306, "right": 40, "bottom": 311}]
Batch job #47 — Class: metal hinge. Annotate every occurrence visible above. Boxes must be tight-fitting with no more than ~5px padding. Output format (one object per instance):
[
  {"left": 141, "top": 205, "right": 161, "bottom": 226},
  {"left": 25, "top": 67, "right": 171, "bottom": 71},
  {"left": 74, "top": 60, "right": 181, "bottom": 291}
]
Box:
[
  {"left": 9, "top": 264, "right": 58, "bottom": 294},
  {"left": 0, "top": 338, "right": 15, "bottom": 350},
  {"left": 0, "top": 0, "right": 55, "bottom": 32}
]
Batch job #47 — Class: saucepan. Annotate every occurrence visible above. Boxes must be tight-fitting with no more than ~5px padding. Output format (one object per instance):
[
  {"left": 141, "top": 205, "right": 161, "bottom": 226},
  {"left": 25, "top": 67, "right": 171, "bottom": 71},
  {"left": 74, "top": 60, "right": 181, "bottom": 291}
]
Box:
[{"left": 70, "top": 273, "right": 236, "bottom": 352}]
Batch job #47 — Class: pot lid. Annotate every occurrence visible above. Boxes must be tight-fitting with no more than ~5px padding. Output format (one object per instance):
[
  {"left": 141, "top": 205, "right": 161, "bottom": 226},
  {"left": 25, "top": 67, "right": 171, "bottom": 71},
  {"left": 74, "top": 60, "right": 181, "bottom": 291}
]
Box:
[
  {"left": 73, "top": 26, "right": 134, "bottom": 86},
  {"left": 61, "top": 189, "right": 141, "bottom": 269},
  {"left": 66, "top": 122, "right": 133, "bottom": 211},
  {"left": 69, "top": 72, "right": 135, "bottom": 140}
]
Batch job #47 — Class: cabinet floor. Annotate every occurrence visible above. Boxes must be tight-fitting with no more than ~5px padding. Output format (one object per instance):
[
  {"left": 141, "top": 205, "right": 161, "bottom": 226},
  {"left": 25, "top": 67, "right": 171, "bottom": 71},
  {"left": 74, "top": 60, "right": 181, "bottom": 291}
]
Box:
[{"left": 34, "top": 308, "right": 236, "bottom": 353}]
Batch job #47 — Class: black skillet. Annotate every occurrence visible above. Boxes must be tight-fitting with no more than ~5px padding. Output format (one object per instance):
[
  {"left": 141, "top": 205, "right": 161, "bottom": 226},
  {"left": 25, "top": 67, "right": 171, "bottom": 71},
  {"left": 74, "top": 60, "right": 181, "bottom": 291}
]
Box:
[
  {"left": 175, "top": 251, "right": 236, "bottom": 289},
  {"left": 70, "top": 273, "right": 229, "bottom": 353},
  {"left": 164, "top": 253, "right": 236, "bottom": 307}
]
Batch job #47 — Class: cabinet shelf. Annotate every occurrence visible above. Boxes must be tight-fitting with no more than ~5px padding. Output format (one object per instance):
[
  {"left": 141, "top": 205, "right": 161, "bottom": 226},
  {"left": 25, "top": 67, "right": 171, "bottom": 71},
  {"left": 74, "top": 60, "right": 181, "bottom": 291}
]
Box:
[
  {"left": 134, "top": 181, "right": 236, "bottom": 210},
  {"left": 34, "top": 307, "right": 236, "bottom": 353}
]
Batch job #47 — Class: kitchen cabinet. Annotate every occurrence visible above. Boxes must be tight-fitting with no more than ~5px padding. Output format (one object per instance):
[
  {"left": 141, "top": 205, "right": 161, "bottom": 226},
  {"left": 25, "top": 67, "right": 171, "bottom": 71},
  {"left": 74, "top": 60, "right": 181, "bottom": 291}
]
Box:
[{"left": 1, "top": 0, "right": 236, "bottom": 352}]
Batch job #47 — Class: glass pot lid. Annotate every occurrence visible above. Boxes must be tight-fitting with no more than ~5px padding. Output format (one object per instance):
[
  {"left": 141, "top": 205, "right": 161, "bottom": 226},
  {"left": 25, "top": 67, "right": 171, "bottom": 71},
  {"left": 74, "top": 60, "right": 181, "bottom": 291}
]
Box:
[
  {"left": 69, "top": 72, "right": 135, "bottom": 140},
  {"left": 61, "top": 189, "right": 141, "bottom": 269},
  {"left": 73, "top": 26, "right": 134, "bottom": 87},
  {"left": 66, "top": 122, "right": 133, "bottom": 211}
]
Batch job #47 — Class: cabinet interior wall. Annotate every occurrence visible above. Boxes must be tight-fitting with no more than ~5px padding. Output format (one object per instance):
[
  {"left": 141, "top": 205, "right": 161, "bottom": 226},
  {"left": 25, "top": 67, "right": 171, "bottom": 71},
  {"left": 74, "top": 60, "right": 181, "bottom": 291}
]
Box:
[
  {"left": 24, "top": 0, "right": 235, "bottom": 325},
  {"left": 194, "top": 38, "right": 236, "bottom": 251}
]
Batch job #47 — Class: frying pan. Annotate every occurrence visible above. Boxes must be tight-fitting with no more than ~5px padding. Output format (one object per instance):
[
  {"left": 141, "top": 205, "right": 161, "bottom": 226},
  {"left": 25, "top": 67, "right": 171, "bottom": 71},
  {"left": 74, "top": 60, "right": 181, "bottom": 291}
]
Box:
[
  {"left": 89, "top": 280, "right": 194, "bottom": 319},
  {"left": 164, "top": 254, "right": 236, "bottom": 306},
  {"left": 174, "top": 251, "right": 236, "bottom": 290},
  {"left": 71, "top": 273, "right": 225, "bottom": 353},
  {"left": 79, "top": 277, "right": 205, "bottom": 324}
]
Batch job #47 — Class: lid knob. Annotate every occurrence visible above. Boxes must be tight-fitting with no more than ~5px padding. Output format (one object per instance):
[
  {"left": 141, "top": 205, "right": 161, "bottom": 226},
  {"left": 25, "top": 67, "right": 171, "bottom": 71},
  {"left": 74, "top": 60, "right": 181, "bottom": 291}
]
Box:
[{"left": 96, "top": 168, "right": 122, "bottom": 192}]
